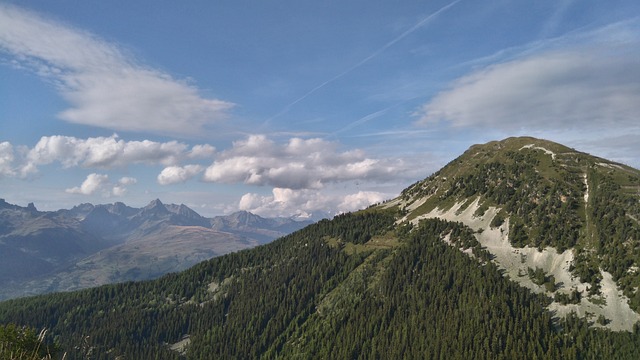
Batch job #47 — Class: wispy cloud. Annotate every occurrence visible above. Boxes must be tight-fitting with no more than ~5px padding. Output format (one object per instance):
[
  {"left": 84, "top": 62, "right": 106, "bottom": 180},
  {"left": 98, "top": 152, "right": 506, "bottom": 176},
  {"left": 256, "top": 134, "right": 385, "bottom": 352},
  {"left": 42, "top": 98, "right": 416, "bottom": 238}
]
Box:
[
  {"left": 0, "top": 3, "right": 233, "bottom": 137},
  {"left": 411, "top": 19, "right": 640, "bottom": 170},
  {"left": 331, "top": 108, "right": 391, "bottom": 136},
  {"left": 415, "top": 20, "right": 640, "bottom": 132},
  {"left": 265, "top": 0, "right": 462, "bottom": 124},
  {"left": 538, "top": 0, "right": 575, "bottom": 39}
]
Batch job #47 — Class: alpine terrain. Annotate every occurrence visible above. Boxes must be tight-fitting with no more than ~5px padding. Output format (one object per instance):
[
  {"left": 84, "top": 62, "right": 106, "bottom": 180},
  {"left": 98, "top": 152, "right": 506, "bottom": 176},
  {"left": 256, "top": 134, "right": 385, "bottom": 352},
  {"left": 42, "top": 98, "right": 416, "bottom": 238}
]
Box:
[
  {"left": 1, "top": 137, "right": 640, "bottom": 359},
  {"left": 0, "top": 199, "right": 313, "bottom": 300}
]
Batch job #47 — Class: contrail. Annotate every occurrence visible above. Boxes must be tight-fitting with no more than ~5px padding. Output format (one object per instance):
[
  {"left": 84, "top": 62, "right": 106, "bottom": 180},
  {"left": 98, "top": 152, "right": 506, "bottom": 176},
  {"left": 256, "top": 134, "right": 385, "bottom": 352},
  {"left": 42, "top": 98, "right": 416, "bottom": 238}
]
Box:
[
  {"left": 264, "top": 0, "right": 463, "bottom": 125},
  {"left": 330, "top": 95, "right": 425, "bottom": 138},
  {"left": 332, "top": 108, "right": 391, "bottom": 136}
]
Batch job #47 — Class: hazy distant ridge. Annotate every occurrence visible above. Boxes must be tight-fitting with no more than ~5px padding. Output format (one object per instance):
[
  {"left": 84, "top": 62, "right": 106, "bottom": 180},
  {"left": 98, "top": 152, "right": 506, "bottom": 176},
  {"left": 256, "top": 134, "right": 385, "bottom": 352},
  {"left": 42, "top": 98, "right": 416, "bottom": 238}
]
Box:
[{"left": 0, "top": 198, "right": 316, "bottom": 299}]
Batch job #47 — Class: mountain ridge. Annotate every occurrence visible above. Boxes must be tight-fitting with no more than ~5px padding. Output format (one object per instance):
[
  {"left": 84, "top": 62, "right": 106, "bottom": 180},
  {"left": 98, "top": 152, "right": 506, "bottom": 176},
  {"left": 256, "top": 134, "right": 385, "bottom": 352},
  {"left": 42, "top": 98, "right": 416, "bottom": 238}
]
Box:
[{"left": 0, "top": 198, "right": 315, "bottom": 300}]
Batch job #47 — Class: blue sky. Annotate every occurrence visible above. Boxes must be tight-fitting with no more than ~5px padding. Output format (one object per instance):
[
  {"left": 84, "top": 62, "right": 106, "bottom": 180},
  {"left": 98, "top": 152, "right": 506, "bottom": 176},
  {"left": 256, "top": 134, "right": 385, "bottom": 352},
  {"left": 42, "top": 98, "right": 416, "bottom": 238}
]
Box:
[{"left": 1, "top": 0, "right": 639, "bottom": 217}]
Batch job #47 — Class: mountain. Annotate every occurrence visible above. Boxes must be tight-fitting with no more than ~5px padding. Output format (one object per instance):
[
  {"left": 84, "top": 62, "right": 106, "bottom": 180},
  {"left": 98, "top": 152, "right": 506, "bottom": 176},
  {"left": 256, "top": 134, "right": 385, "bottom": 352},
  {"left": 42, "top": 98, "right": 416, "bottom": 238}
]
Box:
[
  {"left": 387, "top": 136, "right": 640, "bottom": 329},
  {"left": 1, "top": 137, "right": 640, "bottom": 359},
  {"left": 210, "top": 210, "right": 311, "bottom": 243},
  {"left": 0, "top": 201, "right": 114, "bottom": 283},
  {"left": 0, "top": 199, "right": 314, "bottom": 300}
]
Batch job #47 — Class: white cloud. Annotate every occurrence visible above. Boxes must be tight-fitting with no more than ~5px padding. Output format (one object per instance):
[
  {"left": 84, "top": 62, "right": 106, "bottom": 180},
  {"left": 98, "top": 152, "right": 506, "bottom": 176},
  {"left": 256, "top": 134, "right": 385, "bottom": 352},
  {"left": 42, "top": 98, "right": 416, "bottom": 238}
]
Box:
[
  {"left": 0, "top": 4, "right": 233, "bottom": 136},
  {"left": 338, "top": 191, "right": 387, "bottom": 213},
  {"left": 118, "top": 176, "right": 137, "bottom": 186},
  {"left": 238, "top": 187, "right": 389, "bottom": 218},
  {"left": 111, "top": 186, "right": 127, "bottom": 197},
  {"left": 237, "top": 192, "right": 263, "bottom": 211},
  {"left": 65, "top": 173, "right": 110, "bottom": 195},
  {"left": 112, "top": 177, "right": 137, "bottom": 196},
  {"left": 0, "top": 142, "right": 16, "bottom": 177},
  {"left": 237, "top": 188, "right": 326, "bottom": 217},
  {"left": 66, "top": 173, "right": 137, "bottom": 196},
  {"left": 19, "top": 134, "right": 212, "bottom": 175},
  {"left": 410, "top": 19, "right": 640, "bottom": 171},
  {"left": 203, "top": 135, "right": 403, "bottom": 190},
  {"left": 157, "top": 165, "right": 203, "bottom": 185},
  {"left": 415, "top": 46, "right": 640, "bottom": 131},
  {"left": 188, "top": 144, "right": 216, "bottom": 159}
]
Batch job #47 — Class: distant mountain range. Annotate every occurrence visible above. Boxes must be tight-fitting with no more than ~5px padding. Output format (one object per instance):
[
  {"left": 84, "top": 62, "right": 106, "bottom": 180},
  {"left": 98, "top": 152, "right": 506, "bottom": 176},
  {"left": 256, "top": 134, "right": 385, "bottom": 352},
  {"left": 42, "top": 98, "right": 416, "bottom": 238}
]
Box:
[{"left": 0, "top": 198, "right": 317, "bottom": 299}]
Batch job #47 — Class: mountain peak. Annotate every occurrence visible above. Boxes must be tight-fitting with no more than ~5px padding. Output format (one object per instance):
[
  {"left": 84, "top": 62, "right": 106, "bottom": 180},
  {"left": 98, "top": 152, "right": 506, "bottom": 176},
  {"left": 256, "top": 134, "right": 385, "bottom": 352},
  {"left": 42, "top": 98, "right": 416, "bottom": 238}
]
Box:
[
  {"left": 387, "top": 137, "right": 640, "bottom": 330},
  {"left": 229, "top": 210, "right": 262, "bottom": 224},
  {"left": 146, "top": 198, "right": 165, "bottom": 208},
  {"left": 138, "top": 199, "right": 170, "bottom": 219},
  {"left": 163, "top": 203, "right": 208, "bottom": 226},
  {"left": 26, "top": 202, "right": 38, "bottom": 212}
]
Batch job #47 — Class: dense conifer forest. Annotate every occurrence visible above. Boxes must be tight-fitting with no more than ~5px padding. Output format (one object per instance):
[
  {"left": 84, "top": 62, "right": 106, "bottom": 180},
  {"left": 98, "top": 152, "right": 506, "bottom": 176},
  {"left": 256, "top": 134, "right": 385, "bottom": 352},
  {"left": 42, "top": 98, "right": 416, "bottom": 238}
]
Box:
[{"left": 1, "top": 210, "right": 640, "bottom": 359}]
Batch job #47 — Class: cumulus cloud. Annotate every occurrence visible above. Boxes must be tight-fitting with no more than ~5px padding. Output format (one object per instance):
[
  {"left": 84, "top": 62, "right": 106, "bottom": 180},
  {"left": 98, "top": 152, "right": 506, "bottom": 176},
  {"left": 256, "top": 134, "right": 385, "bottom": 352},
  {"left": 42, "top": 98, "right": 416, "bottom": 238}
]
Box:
[
  {"left": 338, "top": 191, "right": 387, "bottom": 213},
  {"left": 188, "top": 144, "right": 216, "bottom": 159},
  {"left": 203, "top": 135, "right": 403, "bottom": 190},
  {"left": 0, "top": 142, "right": 16, "bottom": 177},
  {"left": 238, "top": 188, "right": 328, "bottom": 218},
  {"left": 157, "top": 165, "right": 203, "bottom": 185},
  {"left": 118, "top": 176, "right": 137, "bottom": 186},
  {"left": 65, "top": 173, "right": 110, "bottom": 195},
  {"left": 66, "top": 173, "right": 137, "bottom": 196},
  {"left": 0, "top": 4, "right": 233, "bottom": 136},
  {"left": 238, "top": 187, "right": 389, "bottom": 218},
  {"left": 18, "top": 134, "right": 213, "bottom": 176},
  {"left": 415, "top": 46, "right": 640, "bottom": 131},
  {"left": 112, "top": 177, "right": 137, "bottom": 196}
]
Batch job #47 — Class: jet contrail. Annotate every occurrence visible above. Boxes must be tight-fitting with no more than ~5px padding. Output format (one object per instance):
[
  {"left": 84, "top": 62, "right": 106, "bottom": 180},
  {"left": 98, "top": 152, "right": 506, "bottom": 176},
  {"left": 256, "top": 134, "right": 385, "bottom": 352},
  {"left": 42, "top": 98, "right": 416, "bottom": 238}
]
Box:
[
  {"left": 330, "top": 95, "right": 425, "bottom": 138},
  {"left": 264, "top": 0, "right": 463, "bottom": 125}
]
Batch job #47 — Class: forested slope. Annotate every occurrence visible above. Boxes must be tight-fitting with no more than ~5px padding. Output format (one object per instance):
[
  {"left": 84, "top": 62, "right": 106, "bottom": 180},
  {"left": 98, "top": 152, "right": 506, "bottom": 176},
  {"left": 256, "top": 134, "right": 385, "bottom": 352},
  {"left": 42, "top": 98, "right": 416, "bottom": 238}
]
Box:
[{"left": 2, "top": 210, "right": 640, "bottom": 359}]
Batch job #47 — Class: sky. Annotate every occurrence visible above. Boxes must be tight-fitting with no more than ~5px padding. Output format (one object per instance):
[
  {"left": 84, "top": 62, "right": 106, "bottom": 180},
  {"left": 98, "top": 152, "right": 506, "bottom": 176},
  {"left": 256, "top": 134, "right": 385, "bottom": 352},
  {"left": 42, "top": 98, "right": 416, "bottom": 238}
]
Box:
[{"left": 1, "top": 0, "right": 639, "bottom": 218}]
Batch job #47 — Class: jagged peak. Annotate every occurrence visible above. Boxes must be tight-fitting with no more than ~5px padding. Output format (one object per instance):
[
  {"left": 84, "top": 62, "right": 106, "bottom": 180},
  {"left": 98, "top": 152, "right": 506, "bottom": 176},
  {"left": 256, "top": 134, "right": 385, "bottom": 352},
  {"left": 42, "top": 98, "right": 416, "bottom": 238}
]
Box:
[
  {"left": 0, "top": 200, "right": 41, "bottom": 213},
  {"left": 229, "top": 210, "right": 262, "bottom": 221},
  {"left": 140, "top": 199, "right": 170, "bottom": 216},
  {"left": 165, "top": 203, "right": 204, "bottom": 219},
  {"left": 146, "top": 198, "right": 164, "bottom": 207}
]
